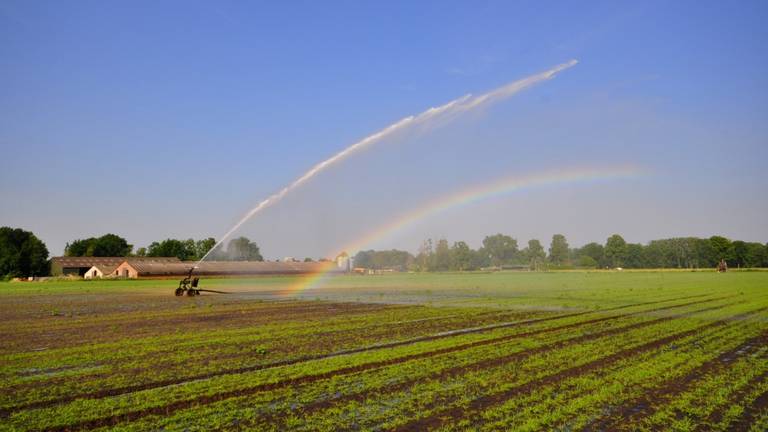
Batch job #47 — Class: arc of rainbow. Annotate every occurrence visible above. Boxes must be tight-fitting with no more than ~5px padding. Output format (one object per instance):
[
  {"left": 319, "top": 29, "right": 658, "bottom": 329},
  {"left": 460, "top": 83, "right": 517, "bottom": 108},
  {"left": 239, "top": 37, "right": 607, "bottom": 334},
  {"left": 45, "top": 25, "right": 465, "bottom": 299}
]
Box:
[{"left": 281, "top": 165, "right": 645, "bottom": 295}]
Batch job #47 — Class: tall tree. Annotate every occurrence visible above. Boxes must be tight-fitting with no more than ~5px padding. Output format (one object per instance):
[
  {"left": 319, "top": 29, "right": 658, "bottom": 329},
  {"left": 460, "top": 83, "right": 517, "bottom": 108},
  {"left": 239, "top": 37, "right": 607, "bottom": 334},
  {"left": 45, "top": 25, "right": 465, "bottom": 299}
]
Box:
[
  {"left": 226, "top": 237, "right": 263, "bottom": 261},
  {"left": 578, "top": 255, "right": 599, "bottom": 268},
  {"left": 548, "top": 234, "right": 569, "bottom": 266},
  {"left": 416, "top": 239, "right": 434, "bottom": 271},
  {"left": 471, "top": 247, "right": 491, "bottom": 270},
  {"left": 577, "top": 242, "right": 605, "bottom": 267},
  {"left": 482, "top": 234, "right": 518, "bottom": 266},
  {"left": 433, "top": 238, "right": 451, "bottom": 271},
  {"left": 65, "top": 234, "right": 131, "bottom": 257},
  {"left": 605, "top": 234, "right": 628, "bottom": 268},
  {"left": 624, "top": 243, "right": 646, "bottom": 268},
  {"left": 524, "top": 239, "right": 546, "bottom": 271},
  {"left": 450, "top": 241, "right": 473, "bottom": 271},
  {"left": 709, "top": 236, "right": 733, "bottom": 263},
  {"left": 353, "top": 249, "right": 414, "bottom": 270},
  {"left": 195, "top": 238, "right": 217, "bottom": 260},
  {"left": 92, "top": 234, "right": 132, "bottom": 256},
  {"left": 64, "top": 238, "right": 95, "bottom": 256},
  {"left": 353, "top": 250, "right": 374, "bottom": 269},
  {"left": 147, "top": 239, "right": 194, "bottom": 260},
  {"left": 0, "top": 227, "right": 50, "bottom": 277},
  {"left": 732, "top": 241, "right": 767, "bottom": 268}
]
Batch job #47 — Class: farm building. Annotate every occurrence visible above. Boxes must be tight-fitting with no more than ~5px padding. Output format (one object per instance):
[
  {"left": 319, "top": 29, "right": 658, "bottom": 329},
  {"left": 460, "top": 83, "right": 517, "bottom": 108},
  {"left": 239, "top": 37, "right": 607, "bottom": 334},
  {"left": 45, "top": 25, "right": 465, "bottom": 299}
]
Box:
[
  {"left": 84, "top": 264, "right": 118, "bottom": 279},
  {"left": 51, "top": 256, "right": 180, "bottom": 276},
  {"left": 335, "top": 252, "right": 353, "bottom": 272},
  {"left": 112, "top": 260, "right": 340, "bottom": 278}
]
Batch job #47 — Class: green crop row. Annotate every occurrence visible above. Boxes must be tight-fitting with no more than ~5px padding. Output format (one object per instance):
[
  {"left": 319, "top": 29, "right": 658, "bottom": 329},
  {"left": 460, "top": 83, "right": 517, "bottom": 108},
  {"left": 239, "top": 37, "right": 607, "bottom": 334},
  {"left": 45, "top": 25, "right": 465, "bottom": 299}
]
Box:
[
  {"left": 474, "top": 323, "right": 766, "bottom": 430},
  {"left": 6, "top": 295, "right": 724, "bottom": 430},
  {"left": 0, "top": 306, "right": 554, "bottom": 409},
  {"left": 97, "top": 302, "right": 679, "bottom": 431},
  {"left": 107, "top": 299, "right": 763, "bottom": 432},
  {"left": 4, "top": 289, "right": 690, "bottom": 410}
]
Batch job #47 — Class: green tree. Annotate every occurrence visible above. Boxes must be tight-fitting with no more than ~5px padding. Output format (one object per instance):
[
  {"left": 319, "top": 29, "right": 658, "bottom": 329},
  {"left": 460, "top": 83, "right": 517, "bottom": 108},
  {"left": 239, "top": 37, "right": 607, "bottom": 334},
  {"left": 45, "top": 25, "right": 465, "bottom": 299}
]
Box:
[
  {"left": 709, "top": 236, "right": 733, "bottom": 264},
  {"left": 416, "top": 239, "right": 434, "bottom": 271},
  {"left": 64, "top": 234, "right": 131, "bottom": 257},
  {"left": 353, "top": 250, "right": 373, "bottom": 269},
  {"left": 226, "top": 237, "right": 263, "bottom": 261},
  {"left": 433, "top": 238, "right": 451, "bottom": 271},
  {"left": 147, "top": 239, "right": 194, "bottom": 260},
  {"left": 450, "top": 241, "right": 473, "bottom": 271},
  {"left": 64, "top": 238, "right": 95, "bottom": 256},
  {"left": 471, "top": 247, "right": 491, "bottom": 269},
  {"left": 763, "top": 243, "right": 768, "bottom": 267},
  {"left": 354, "top": 249, "right": 413, "bottom": 270},
  {"left": 578, "top": 255, "right": 598, "bottom": 268},
  {"left": 524, "top": 239, "right": 546, "bottom": 271},
  {"left": 750, "top": 243, "right": 768, "bottom": 267},
  {"left": 731, "top": 241, "right": 766, "bottom": 268},
  {"left": 695, "top": 238, "right": 717, "bottom": 267},
  {"left": 92, "top": 234, "right": 132, "bottom": 256},
  {"left": 605, "top": 234, "right": 628, "bottom": 268},
  {"left": 624, "top": 243, "right": 645, "bottom": 268},
  {"left": 577, "top": 242, "right": 605, "bottom": 267},
  {"left": 548, "top": 234, "right": 569, "bottom": 266},
  {"left": 482, "top": 234, "right": 518, "bottom": 267},
  {"left": 183, "top": 239, "right": 196, "bottom": 259},
  {"left": 194, "top": 238, "right": 217, "bottom": 260},
  {"left": 135, "top": 247, "right": 147, "bottom": 257},
  {"left": 0, "top": 227, "right": 50, "bottom": 277},
  {"left": 645, "top": 239, "right": 674, "bottom": 268}
]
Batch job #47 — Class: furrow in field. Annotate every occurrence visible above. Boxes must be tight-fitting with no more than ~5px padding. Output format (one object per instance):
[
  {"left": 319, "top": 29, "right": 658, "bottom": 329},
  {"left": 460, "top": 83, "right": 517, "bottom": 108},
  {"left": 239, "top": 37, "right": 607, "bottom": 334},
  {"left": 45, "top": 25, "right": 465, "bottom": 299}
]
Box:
[
  {"left": 698, "top": 370, "right": 768, "bottom": 431},
  {"left": 111, "top": 309, "right": 761, "bottom": 432},
  {"left": 390, "top": 305, "right": 768, "bottom": 432},
  {"left": 0, "top": 309, "right": 548, "bottom": 413},
  {"left": 1, "top": 307, "right": 528, "bottom": 386},
  {"left": 581, "top": 331, "right": 768, "bottom": 431},
  {"left": 227, "top": 301, "right": 743, "bottom": 428},
  {"left": 3, "top": 294, "right": 727, "bottom": 417},
  {"left": 0, "top": 302, "right": 405, "bottom": 353},
  {"left": 727, "top": 388, "right": 768, "bottom": 432},
  {"left": 32, "top": 299, "right": 742, "bottom": 431},
  {"left": 470, "top": 322, "right": 764, "bottom": 431}
]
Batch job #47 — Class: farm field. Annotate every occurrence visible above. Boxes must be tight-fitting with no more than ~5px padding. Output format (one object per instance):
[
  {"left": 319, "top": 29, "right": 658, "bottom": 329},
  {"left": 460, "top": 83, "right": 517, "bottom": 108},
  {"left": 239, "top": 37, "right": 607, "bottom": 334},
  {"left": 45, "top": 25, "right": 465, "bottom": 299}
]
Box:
[{"left": 1, "top": 271, "right": 767, "bottom": 431}]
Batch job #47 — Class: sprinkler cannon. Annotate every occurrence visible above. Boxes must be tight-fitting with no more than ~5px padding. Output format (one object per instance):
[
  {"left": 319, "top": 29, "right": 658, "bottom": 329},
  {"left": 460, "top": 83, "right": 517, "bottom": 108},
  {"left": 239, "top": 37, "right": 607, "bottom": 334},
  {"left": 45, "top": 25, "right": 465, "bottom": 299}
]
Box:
[
  {"left": 175, "top": 267, "right": 200, "bottom": 296},
  {"left": 175, "top": 267, "right": 229, "bottom": 296}
]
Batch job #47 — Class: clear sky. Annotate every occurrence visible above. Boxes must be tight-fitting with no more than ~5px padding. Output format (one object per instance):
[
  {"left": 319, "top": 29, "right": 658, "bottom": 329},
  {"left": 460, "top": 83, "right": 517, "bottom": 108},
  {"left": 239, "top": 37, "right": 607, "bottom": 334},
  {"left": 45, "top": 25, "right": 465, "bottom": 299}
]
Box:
[{"left": 1, "top": 1, "right": 766, "bottom": 258}]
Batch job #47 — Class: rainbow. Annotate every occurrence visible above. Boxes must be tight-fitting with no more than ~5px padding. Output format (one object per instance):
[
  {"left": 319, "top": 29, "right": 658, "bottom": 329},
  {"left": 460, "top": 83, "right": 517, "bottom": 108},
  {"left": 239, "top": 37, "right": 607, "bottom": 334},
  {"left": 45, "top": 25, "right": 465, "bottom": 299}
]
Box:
[{"left": 280, "top": 165, "right": 645, "bottom": 295}]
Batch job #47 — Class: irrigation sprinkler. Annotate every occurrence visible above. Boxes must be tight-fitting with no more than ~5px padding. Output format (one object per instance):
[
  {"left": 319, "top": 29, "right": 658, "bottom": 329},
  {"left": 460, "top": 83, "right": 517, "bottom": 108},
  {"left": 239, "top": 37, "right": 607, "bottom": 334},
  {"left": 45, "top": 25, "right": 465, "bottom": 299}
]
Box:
[
  {"left": 175, "top": 267, "right": 228, "bottom": 296},
  {"left": 175, "top": 267, "right": 200, "bottom": 296}
]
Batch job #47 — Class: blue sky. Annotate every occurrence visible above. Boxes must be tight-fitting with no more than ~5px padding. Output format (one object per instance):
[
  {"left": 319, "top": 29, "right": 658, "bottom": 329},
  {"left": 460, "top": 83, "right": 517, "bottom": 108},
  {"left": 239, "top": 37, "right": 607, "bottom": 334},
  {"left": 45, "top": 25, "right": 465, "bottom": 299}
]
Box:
[{"left": 1, "top": 1, "right": 766, "bottom": 258}]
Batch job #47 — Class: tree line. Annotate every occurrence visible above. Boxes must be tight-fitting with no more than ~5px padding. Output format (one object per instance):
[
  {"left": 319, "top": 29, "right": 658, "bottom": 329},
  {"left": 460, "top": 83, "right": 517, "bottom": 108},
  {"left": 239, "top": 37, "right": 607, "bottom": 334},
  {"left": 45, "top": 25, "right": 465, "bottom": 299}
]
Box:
[
  {"left": 66, "top": 234, "right": 264, "bottom": 262},
  {"left": 0, "top": 227, "right": 50, "bottom": 278},
  {"left": 2, "top": 225, "right": 767, "bottom": 278},
  {"left": 355, "top": 233, "right": 768, "bottom": 272},
  {"left": 0, "top": 228, "right": 268, "bottom": 279}
]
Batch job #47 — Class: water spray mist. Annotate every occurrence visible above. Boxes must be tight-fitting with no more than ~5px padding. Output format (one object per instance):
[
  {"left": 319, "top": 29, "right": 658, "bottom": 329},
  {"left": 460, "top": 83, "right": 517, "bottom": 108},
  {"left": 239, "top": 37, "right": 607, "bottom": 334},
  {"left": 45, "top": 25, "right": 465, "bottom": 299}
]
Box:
[{"left": 197, "top": 59, "right": 578, "bottom": 264}]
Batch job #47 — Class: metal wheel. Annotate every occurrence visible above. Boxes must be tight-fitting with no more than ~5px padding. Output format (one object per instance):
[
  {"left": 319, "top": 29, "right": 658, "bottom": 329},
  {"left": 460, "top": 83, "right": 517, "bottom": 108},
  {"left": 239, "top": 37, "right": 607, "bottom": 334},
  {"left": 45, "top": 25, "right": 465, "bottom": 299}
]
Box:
[{"left": 175, "top": 288, "right": 184, "bottom": 296}]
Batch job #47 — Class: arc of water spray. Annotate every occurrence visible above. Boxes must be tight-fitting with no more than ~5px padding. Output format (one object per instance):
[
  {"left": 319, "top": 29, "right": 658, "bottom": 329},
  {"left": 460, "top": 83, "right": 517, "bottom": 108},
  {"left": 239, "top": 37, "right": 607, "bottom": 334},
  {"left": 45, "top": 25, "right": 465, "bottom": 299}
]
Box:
[{"left": 197, "top": 59, "right": 579, "bottom": 264}]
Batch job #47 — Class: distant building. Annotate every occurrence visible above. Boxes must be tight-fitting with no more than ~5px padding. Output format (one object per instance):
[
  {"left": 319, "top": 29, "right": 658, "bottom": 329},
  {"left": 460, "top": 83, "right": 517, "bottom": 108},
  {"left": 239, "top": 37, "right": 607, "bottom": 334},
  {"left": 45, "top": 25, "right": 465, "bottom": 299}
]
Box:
[
  {"left": 335, "top": 252, "right": 352, "bottom": 272},
  {"left": 84, "top": 264, "right": 118, "bottom": 279},
  {"left": 113, "top": 260, "right": 190, "bottom": 278},
  {"left": 51, "top": 256, "right": 180, "bottom": 277},
  {"left": 112, "top": 260, "right": 340, "bottom": 279}
]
